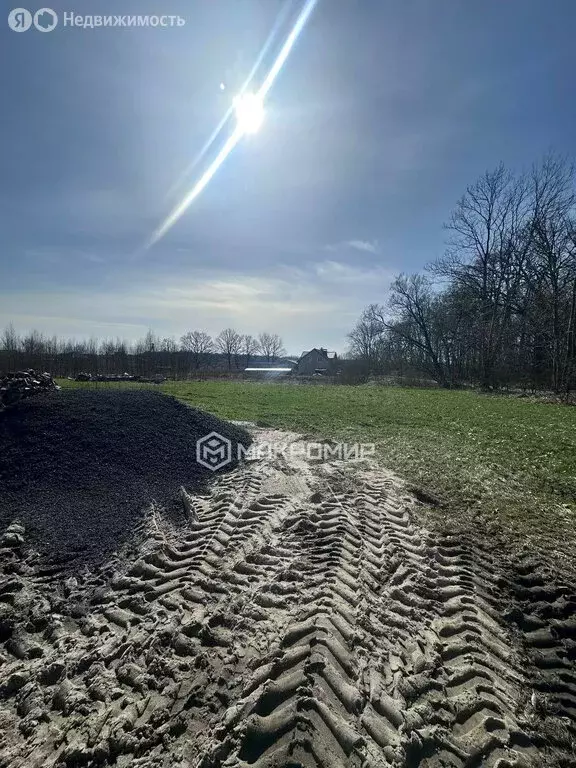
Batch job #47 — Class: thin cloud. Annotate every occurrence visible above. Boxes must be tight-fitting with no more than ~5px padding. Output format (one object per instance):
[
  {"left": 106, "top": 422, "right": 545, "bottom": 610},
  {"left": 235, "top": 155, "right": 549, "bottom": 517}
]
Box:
[
  {"left": 346, "top": 239, "right": 380, "bottom": 254},
  {"left": 311, "top": 260, "right": 390, "bottom": 282},
  {"left": 324, "top": 239, "right": 380, "bottom": 255}
]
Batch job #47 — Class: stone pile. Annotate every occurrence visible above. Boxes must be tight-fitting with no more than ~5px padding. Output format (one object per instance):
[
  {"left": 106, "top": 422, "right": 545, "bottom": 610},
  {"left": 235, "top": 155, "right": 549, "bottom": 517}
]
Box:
[{"left": 0, "top": 370, "right": 58, "bottom": 412}]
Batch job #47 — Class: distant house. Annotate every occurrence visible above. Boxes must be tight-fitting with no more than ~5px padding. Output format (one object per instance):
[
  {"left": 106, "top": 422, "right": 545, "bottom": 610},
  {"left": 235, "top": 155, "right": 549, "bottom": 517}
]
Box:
[{"left": 294, "top": 348, "right": 338, "bottom": 376}]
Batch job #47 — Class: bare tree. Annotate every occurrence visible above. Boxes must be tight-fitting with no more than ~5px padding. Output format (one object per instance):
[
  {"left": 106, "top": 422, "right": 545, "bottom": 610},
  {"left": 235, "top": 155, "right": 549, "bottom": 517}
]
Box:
[
  {"left": 215, "top": 328, "right": 242, "bottom": 370},
  {"left": 241, "top": 334, "right": 259, "bottom": 368},
  {"left": 347, "top": 304, "right": 385, "bottom": 370},
  {"left": 180, "top": 330, "right": 214, "bottom": 370},
  {"left": 435, "top": 164, "right": 531, "bottom": 388},
  {"left": 143, "top": 329, "right": 157, "bottom": 353},
  {"left": 1, "top": 323, "right": 19, "bottom": 352},
  {"left": 563, "top": 219, "right": 576, "bottom": 393},
  {"left": 348, "top": 155, "right": 576, "bottom": 394},
  {"left": 387, "top": 275, "right": 453, "bottom": 387},
  {"left": 523, "top": 156, "right": 576, "bottom": 391},
  {"left": 159, "top": 337, "right": 178, "bottom": 353},
  {"left": 134, "top": 330, "right": 157, "bottom": 355},
  {"left": 100, "top": 339, "right": 116, "bottom": 356},
  {"left": 257, "top": 332, "right": 285, "bottom": 362},
  {"left": 0, "top": 323, "right": 21, "bottom": 372},
  {"left": 21, "top": 329, "right": 45, "bottom": 356}
]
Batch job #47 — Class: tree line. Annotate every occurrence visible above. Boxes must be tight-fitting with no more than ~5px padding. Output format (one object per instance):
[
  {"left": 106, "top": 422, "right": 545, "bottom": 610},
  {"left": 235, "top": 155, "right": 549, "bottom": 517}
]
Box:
[
  {"left": 0, "top": 326, "right": 286, "bottom": 378},
  {"left": 348, "top": 155, "right": 576, "bottom": 393}
]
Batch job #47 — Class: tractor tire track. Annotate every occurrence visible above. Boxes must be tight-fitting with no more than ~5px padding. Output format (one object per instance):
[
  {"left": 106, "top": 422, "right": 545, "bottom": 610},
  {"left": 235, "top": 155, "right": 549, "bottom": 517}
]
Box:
[{"left": 0, "top": 430, "right": 574, "bottom": 767}]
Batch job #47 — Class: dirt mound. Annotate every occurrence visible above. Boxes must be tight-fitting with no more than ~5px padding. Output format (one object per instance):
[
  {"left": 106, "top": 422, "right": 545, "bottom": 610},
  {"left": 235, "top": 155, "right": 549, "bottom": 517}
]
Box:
[
  {"left": 0, "top": 389, "right": 250, "bottom": 567},
  {"left": 0, "top": 429, "right": 574, "bottom": 767}
]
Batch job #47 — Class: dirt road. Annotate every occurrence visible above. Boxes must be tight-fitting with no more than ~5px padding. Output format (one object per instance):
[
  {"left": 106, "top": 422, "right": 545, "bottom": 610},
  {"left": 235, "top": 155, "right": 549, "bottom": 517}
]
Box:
[{"left": 0, "top": 428, "right": 574, "bottom": 767}]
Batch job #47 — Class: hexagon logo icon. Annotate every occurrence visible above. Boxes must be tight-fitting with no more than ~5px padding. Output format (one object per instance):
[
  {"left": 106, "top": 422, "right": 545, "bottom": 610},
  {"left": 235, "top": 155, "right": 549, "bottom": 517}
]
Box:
[
  {"left": 33, "top": 8, "right": 58, "bottom": 32},
  {"left": 196, "top": 431, "right": 232, "bottom": 472}
]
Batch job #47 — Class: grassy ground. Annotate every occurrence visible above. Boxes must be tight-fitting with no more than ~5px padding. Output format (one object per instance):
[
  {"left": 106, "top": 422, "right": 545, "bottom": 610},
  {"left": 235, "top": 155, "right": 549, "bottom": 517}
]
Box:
[{"left": 57, "top": 379, "right": 576, "bottom": 566}]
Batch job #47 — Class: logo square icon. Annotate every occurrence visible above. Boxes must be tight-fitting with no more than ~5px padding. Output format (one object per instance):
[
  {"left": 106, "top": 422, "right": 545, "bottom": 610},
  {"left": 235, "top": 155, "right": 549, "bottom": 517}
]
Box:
[{"left": 196, "top": 432, "right": 232, "bottom": 472}]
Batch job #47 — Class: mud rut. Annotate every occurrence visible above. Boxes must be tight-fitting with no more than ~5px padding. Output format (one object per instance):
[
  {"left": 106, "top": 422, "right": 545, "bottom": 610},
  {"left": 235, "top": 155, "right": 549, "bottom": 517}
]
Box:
[{"left": 0, "top": 429, "right": 574, "bottom": 768}]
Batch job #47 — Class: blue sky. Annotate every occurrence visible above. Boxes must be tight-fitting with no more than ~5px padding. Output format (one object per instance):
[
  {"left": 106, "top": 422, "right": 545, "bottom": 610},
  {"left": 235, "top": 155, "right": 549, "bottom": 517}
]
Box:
[{"left": 1, "top": 0, "right": 575, "bottom": 354}]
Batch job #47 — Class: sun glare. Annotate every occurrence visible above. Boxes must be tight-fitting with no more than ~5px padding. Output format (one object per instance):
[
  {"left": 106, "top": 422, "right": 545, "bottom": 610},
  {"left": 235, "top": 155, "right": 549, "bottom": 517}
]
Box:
[
  {"left": 147, "top": 0, "right": 318, "bottom": 247},
  {"left": 234, "top": 92, "right": 265, "bottom": 135}
]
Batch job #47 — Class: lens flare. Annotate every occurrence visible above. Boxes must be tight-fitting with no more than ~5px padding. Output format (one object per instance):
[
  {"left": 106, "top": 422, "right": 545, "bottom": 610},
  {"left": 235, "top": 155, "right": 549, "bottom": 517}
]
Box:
[
  {"left": 149, "top": 127, "right": 243, "bottom": 247},
  {"left": 234, "top": 92, "right": 265, "bottom": 134},
  {"left": 148, "top": 0, "right": 318, "bottom": 248},
  {"left": 162, "top": 2, "right": 292, "bottom": 205}
]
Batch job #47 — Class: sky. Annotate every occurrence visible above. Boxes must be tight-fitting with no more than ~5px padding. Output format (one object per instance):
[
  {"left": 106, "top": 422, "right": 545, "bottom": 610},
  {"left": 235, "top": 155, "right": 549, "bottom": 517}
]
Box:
[{"left": 1, "top": 0, "right": 575, "bottom": 355}]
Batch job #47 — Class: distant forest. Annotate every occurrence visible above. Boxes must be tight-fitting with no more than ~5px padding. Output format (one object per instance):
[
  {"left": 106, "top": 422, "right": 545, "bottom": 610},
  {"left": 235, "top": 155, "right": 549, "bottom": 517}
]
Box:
[
  {"left": 348, "top": 155, "right": 576, "bottom": 393},
  {"left": 0, "top": 328, "right": 287, "bottom": 378}
]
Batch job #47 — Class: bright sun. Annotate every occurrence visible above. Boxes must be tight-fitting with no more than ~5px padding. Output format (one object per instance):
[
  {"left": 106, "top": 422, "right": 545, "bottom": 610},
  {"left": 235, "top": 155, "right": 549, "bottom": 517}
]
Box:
[{"left": 234, "top": 92, "right": 265, "bottom": 134}]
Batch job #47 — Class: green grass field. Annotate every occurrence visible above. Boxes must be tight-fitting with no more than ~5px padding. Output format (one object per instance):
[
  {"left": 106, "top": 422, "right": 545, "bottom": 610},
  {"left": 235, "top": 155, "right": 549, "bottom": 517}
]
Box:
[{"left": 58, "top": 379, "right": 576, "bottom": 563}]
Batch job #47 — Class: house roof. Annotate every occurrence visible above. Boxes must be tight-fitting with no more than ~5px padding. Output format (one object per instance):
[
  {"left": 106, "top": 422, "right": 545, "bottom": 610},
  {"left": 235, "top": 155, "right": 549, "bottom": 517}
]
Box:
[{"left": 299, "top": 348, "right": 337, "bottom": 360}]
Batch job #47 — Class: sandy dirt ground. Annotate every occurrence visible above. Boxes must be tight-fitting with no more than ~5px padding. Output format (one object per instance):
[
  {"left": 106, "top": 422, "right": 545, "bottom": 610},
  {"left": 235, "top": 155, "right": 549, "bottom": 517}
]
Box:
[{"left": 0, "top": 427, "right": 574, "bottom": 767}]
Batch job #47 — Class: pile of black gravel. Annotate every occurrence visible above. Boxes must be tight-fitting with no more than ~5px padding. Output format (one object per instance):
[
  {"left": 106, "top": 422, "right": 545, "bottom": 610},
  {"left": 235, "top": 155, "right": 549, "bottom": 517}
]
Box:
[{"left": 0, "top": 389, "right": 251, "bottom": 566}]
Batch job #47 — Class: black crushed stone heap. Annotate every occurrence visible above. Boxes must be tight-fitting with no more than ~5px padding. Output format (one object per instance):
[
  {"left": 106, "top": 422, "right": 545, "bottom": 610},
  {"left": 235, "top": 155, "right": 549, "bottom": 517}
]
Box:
[{"left": 0, "top": 389, "right": 251, "bottom": 566}]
